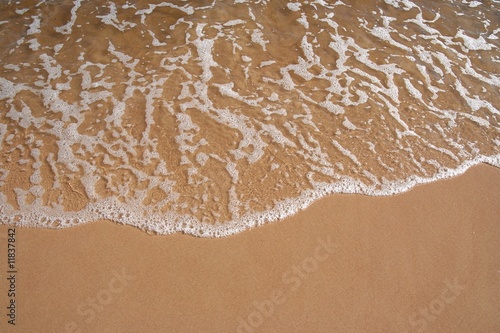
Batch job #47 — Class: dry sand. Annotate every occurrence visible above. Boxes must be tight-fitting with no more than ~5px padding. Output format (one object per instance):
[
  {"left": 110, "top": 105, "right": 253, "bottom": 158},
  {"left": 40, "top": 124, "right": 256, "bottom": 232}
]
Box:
[{"left": 0, "top": 163, "right": 499, "bottom": 333}]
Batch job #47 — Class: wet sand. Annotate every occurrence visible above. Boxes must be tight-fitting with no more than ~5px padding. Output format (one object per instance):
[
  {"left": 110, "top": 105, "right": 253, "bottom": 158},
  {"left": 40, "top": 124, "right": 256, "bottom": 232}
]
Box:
[
  {"left": 2, "top": 0, "right": 499, "bottom": 235},
  {"left": 0, "top": 163, "right": 499, "bottom": 333}
]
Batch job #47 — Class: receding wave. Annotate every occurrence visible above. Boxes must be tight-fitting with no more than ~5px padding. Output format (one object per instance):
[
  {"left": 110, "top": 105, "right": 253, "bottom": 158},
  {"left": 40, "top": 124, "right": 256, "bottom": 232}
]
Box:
[{"left": 0, "top": 0, "right": 499, "bottom": 236}]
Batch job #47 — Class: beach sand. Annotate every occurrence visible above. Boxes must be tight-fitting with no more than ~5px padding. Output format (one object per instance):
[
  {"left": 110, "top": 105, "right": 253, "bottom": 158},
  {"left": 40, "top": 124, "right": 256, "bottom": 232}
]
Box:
[{"left": 0, "top": 163, "right": 499, "bottom": 333}]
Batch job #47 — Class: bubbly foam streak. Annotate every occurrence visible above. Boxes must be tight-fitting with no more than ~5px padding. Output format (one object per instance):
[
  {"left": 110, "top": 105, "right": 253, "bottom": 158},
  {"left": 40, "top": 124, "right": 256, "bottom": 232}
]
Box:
[{"left": 0, "top": 0, "right": 499, "bottom": 236}]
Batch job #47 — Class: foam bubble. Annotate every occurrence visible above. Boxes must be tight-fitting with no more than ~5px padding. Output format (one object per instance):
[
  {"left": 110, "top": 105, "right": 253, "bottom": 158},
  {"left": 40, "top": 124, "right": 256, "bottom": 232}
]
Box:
[
  {"left": 456, "top": 30, "right": 495, "bottom": 51},
  {"left": 287, "top": 3, "right": 301, "bottom": 11}
]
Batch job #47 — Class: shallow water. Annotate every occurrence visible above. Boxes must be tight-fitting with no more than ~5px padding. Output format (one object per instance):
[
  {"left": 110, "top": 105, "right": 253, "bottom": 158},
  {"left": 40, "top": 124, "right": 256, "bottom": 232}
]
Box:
[{"left": 0, "top": 0, "right": 499, "bottom": 236}]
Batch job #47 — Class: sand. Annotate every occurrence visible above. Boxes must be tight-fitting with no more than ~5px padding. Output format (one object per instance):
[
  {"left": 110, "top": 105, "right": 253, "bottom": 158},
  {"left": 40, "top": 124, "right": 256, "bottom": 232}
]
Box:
[{"left": 0, "top": 163, "right": 499, "bottom": 333}]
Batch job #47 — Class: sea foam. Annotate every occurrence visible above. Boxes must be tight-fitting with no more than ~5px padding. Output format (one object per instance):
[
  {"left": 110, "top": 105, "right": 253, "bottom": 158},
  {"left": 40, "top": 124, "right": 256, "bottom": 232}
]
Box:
[{"left": 0, "top": 0, "right": 498, "bottom": 236}]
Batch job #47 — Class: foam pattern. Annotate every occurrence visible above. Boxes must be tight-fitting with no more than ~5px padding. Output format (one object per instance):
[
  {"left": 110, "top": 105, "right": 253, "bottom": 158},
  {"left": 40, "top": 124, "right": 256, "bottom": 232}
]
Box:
[{"left": 0, "top": 0, "right": 499, "bottom": 237}]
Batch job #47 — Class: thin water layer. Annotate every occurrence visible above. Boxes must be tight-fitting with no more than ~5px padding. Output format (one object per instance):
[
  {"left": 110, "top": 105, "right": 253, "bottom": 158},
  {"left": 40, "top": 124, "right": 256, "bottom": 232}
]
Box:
[{"left": 0, "top": 0, "right": 499, "bottom": 236}]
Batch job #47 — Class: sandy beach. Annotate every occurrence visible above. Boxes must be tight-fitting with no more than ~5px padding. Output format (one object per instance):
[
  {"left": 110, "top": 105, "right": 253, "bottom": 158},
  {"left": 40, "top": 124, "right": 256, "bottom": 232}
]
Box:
[
  {"left": 0, "top": 163, "right": 498, "bottom": 332},
  {"left": 0, "top": 1, "right": 499, "bottom": 332}
]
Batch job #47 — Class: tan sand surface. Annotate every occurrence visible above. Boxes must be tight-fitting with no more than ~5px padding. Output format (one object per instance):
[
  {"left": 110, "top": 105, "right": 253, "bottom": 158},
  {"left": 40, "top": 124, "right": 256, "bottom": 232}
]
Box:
[{"left": 0, "top": 163, "right": 499, "bottom": 333}]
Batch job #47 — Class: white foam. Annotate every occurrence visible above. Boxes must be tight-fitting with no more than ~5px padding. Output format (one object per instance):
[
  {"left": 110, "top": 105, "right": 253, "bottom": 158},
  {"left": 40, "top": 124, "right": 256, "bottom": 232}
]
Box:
[
  {"left": 297, "top": 13, "right": 309, "bottom": 29},
  {"left": 287, "top": 3, "right": 301, "bottom": 11},
  {"left": 223, "top": 19, "right": 246, "bottom": 27},
  {"left": 456, "top": 30, "right": 494, "bottom": 51},
  {"left": 0, "top": 78, "right": 26, "bottom": 100},
  {"left": 196, "top": 153, "right": 209, "bottom": 166},
  {"left": 251, "top": 29, "right": 268, "bottom": 51},
  {"left": 467, "top": 1, "right": 482, "bottom": 7},
  {"left": 97, "top": 2, "right": 137, "bottom": 31},
  {"left": 1, "top": 0, "right": 499, "bottom": 238},
  {"left": 15, "top": 8, "right": 29, "bottom": 15},
  {"left": 332, "top": 139, "right": 361, "bottom": 167},
  {"left": 27, "top": 15, "right": 41, "bottom": 35},
  {"left": 320, "top": 101, "right": 344, "bottom": 115},
  {"left": 404, "top": 78, "right": 422, "bottom": 100},
  {"left": 135, "top": 2, "right": 194, "bottom": 24},
  {"left": 342, "top": 117, "right": 357, "bottom": 130},
  {"left": 259, "top": 60, "right": 276, "bottom": 68},
  {"left": 369, "top": 26, "right": 412, "bottom": 52},
  {"left": 193, "top": 24, "right": 218, "bottom": 82},
  {"left": 54, "top": 0, "right": 83, "bottom": 34}
]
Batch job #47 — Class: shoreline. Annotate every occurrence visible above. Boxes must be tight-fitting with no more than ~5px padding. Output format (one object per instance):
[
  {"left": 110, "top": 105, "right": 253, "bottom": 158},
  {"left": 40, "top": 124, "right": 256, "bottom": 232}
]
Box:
[
  {"left": 1, "top": 157, "right": 499, "bottom": 238},
  {"left": 0, "top": 163, "right": 498, "bottom": 332}
]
